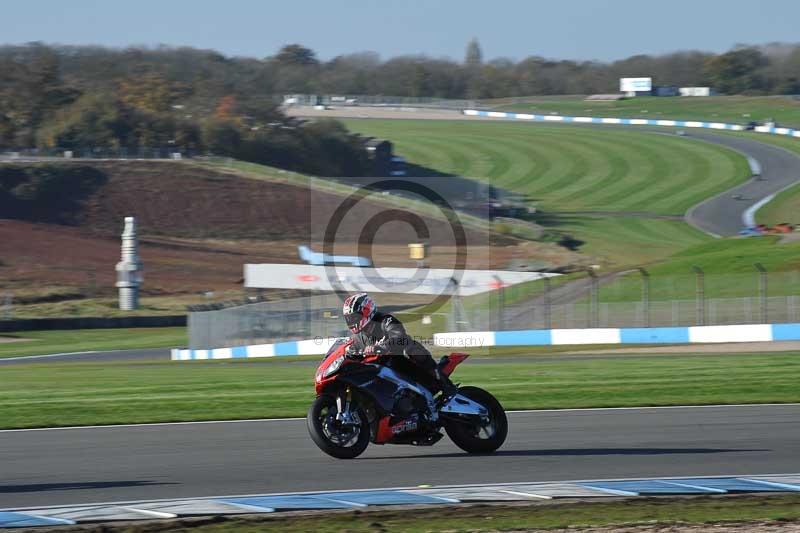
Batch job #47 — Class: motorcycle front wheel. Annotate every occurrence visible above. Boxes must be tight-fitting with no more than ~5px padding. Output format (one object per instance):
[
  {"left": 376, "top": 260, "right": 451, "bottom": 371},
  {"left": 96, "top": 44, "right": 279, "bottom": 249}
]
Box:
[
  {"left": 307, "top": 394, "right": 370, "bottom": 459},
  {"left": 443, "top": 386, "right": 508, "bottom": 454}
]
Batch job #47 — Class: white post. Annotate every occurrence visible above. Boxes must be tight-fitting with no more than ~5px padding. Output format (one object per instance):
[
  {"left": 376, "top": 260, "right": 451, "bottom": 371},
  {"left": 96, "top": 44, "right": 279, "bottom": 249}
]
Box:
[{"left": 115, "top": 217, "right": 143, "bottom": 310}]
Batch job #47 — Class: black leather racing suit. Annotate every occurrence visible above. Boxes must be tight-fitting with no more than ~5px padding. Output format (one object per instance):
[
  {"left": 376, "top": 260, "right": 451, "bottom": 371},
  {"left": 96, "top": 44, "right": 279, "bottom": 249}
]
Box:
[{"left": 348, "top": 312, "right": 439, "bottom": 392}]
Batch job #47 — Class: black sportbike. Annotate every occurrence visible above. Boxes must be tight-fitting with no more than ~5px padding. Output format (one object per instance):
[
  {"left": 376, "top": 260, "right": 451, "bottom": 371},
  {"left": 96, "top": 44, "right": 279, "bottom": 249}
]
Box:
[{"left": 307, "top": 339, "right": 508, "bottom": 459}]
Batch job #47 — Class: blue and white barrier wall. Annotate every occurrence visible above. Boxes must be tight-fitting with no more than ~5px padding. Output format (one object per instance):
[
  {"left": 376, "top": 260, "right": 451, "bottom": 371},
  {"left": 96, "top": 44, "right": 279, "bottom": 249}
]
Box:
[
  {"left": 462, "top": 109, "right": 800, "bottom": 138},
  {"left": 171, "top": 336, "right": 342, "bottom": 361},
  {"left": 172, "top": 323, "right": 800, "bottom": 360},
  {"left": 433, "top": 323, "right": 800, "bottom": 348}
]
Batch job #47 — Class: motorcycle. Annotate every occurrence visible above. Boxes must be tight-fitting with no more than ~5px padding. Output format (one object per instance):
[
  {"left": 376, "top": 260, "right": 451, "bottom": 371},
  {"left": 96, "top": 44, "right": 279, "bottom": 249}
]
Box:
[{"left": 307, "top": 338, "right": 508, "bottom": 459}]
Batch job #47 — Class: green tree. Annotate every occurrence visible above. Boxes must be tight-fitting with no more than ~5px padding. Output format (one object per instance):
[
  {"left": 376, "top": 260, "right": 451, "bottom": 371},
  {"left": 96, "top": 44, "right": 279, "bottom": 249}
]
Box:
[
  {"left": 36, "top": 93, "right": 133, "bottom": 150},
  {"left": 201, "top": 119, "right": 241, "bottom": 154},
  {"left": 465, "top": 38, "right": 483, "bottom": 69},
  {"left": 272, "top": 44, "right": 319, "bottom": 66},
  {"left": 119, "top": 72, "right": 187, "bottom": 114},
  {"left": 704, "top": 47, "right": 769, "bottom": 94}
]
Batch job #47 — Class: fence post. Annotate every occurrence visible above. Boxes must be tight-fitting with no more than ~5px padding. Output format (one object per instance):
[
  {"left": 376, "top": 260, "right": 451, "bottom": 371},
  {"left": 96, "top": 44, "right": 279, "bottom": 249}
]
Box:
[
  {"left": 2, "top": 293, "right": 11, "bottom": 320},
  {"left": 543, "top": 276, "right": 552, "bottom": 330},
  {"left": 588, "top": 268, "right": 599, "bottom": 328},
  {"left": 493, "top": 275, "right": 505, "bottom": 330},
  {"left": 638, "top": 268, "right": 650, "bottom": 327},
  {"left": 692, "top": 266, "right": 705, "bottom": 326},
  {"left": 448, "top": 277, "right": 465, "bottom": 332},
  {"left": 754, "top": 263, "right": 767, "bottom": 324}
]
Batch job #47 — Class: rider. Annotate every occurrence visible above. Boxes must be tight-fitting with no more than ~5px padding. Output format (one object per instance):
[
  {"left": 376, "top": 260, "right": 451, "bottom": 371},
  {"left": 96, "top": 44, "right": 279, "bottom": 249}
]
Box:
[{"left": 342, "top": 292, "right": 456, "bottom": 397}]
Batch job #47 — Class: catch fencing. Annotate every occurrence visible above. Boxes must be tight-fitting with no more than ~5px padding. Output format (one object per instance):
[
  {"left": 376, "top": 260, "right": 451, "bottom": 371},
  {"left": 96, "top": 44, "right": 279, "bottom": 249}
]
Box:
[
  {"left": 189, "top": 268, "right": 800, "bottom": 350},
  {"left": 281, "top": 94, "right": 476, "bottom": 109},
  {"left": 188, "top": 294, "right": 452, "bottom": 350}
]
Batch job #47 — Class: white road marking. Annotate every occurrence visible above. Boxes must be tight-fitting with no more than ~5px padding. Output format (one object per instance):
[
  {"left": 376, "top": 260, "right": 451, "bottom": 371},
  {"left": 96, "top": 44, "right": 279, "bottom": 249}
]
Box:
[
  {"left": 0, "top": 351, "right": 100, "bottom": 361},
  {"left": 4, "top": 472, "right": 799, "bottom": 513}
]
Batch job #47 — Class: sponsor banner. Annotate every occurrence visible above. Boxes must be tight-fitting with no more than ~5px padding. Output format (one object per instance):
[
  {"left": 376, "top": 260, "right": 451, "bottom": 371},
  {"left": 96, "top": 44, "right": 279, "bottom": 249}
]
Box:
[
  {"left": 620, "top": 77, "right": 652, "bottom": 92},
  {"left": 244, "top": 264, "right": 556, "bottom": 296}
]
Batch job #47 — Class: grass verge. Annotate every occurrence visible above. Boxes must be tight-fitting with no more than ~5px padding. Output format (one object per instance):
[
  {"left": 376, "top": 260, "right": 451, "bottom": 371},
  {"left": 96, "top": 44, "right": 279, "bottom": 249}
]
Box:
[
  {"left": 489, "top": 95, "right": 800, "bottom": 128},
  {"left": 758, "top": 181, "right": 800, "bottom": 227},
  {"left": 105, "top": 494, "right": 800, "bottom": 532},
  {"left": 597, "top": 237, "right": 800, "bottom": 301},
  {"left": 1, "top": 351, "right": 798, "bottom": 429},
  {"left": 340, "top": 118, "right": 746, "bottom": 267},
  {"left": 0, "top": 327, "right": 186, "bottom": 359}
]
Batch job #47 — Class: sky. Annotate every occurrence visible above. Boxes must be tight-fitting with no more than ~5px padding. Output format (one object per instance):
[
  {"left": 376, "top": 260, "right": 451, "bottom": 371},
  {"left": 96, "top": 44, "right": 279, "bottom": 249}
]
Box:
[{"left": 3, "top": 0, "right": 800, "bottom": 62}]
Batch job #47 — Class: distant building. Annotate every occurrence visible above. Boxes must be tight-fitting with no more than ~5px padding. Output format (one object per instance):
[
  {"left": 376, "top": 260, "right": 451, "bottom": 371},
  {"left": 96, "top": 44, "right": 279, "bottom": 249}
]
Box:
[
  {"left": 651, "top": 86, "right": 680, "bottom": 97},
  {"left": 620, "top": 77, "right": 652, "bottom": 97},
  {"left": 680, "top": 87, "right": 715, "bottom": 97}
]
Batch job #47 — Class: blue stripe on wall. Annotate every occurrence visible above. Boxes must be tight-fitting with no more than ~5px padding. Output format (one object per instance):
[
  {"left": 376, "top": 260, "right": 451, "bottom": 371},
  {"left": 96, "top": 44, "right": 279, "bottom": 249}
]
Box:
[
  {"left": 771, "top": 323, "right": 800, "bottom": 341},
  {"left": 232, "top": 346, "right": 248, "bottom": 358},
  {"left": 273, "top": 341, "right": 299, "bottom": 356},
  {"left": 495, "top": 329, "right": 552, "bottom": 346},
  {"left": 620, "top": 327, "right": 690, "bottom": 344}
]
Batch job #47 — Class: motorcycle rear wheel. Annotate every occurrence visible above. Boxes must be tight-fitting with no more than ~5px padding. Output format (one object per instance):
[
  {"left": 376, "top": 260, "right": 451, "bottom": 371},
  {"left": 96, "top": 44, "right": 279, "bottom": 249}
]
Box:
[
  {"left": 443, "top": 386, "right": 508, "bottom": 454},
  {"left": 307, "top": 394, "right": 370, "bottom": 459}
]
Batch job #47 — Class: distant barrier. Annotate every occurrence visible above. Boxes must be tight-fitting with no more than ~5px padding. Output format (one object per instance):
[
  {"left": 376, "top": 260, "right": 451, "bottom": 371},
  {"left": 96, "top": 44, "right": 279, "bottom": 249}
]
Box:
[
  {"left": 172, "top": 336, "right": 340, "bottom": 360},
  {"left": 172, "top": 322, "right": 800, "bottom": 360},
  {"left": 462, "top": 109, "right": 800, "bottom": 138},
  {"left": 433, "top": 322, "right": 800, "bottom": 348},
  {"left": 0, "top": 315, "right": 186, "bottom": 333}
]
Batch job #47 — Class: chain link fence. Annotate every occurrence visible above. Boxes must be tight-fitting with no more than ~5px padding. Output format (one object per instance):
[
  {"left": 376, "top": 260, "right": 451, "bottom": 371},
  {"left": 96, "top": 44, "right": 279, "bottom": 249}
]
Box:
[
  {"left": 280, "top": 93, "right": 476, "bottom": 109},
  {"left": 188, "top": 294, "right": 452, "bottom": 349},
  {"left": 188, "top": 268, "right": 800, "bottom": 350}
]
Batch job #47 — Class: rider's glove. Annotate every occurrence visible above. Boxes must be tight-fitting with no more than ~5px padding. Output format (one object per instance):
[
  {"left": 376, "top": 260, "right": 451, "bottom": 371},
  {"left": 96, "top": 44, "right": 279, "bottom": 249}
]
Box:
[
  {"left": 364, "top": 342, "right": 387, "bottom": 358},
  {"left": 345, "top": 344, "right": 362, "bottom": 360}
]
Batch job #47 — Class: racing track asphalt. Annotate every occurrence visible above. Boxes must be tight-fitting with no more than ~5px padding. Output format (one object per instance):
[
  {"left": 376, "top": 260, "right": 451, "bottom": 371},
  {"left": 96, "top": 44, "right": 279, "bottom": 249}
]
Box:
[
  {"left": 2, "top": 404, "right": 799, "bottom": 509},
  {"left": 0, "top": 348, "right": 170, "bottom": 365},
  {"left": 681, "top": 131, "right": 800, "bottom": 237}
]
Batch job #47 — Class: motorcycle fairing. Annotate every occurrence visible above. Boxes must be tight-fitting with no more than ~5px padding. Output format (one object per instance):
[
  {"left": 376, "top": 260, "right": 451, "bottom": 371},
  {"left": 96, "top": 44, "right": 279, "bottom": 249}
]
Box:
[
  {"left": 441, "top": 393, "right": 488, "bottom": 416},
  {"left": 440, "top": 353, "right": 469, "bottom": 376},
  {"left": 376, "top": 366, "right": 436, "bottom": 411}
]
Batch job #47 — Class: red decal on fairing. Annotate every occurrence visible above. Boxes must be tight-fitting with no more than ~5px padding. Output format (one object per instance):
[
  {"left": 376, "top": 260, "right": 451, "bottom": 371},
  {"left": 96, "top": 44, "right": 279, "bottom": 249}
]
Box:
[
  {"left": 376, "top": 416, "right": 394, "bottom": 443},
  {"left": 442, "top": 352, "right": 469, "bottom": 376}
]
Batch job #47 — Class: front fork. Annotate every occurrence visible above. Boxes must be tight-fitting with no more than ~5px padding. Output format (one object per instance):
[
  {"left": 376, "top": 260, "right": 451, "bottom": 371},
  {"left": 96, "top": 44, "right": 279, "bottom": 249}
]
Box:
[{"left": 335, "top": 387, "right": 357, "bottom": 426}]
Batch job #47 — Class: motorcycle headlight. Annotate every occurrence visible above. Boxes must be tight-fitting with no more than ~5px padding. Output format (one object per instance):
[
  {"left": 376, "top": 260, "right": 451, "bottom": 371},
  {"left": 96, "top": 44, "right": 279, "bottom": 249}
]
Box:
[{"left": 322, "top": 355, "right": 345, "bottom": 378}]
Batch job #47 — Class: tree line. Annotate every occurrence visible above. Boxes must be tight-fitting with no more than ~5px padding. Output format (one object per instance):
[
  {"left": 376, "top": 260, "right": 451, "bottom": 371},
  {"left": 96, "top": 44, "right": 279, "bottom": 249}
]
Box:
[
  {"left": 0, "top": 43, "right": 372, "bottom": 175},
  {"left": 1, "top": 41, "right": 798, "bottom": 171}
]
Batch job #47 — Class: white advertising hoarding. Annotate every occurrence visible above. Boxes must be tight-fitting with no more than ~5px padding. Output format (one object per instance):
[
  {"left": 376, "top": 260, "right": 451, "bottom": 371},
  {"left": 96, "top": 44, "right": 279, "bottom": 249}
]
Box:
[
  {"left": 620, "top": 77, "right": 652, "bottom": 92},
  {"left": 244, "top": 264, "right": 557, "bottom": 296},
  {"left": 679, "top": 87, "right": 712, "bottom": 97}
]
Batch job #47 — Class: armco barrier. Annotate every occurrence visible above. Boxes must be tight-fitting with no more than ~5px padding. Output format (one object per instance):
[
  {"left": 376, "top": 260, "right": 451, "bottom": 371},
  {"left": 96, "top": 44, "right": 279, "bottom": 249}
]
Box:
[
  {"left": 462, "top": 109, "right": 800, "bottom": 138},
  {"left": 172, "top": 323, "right": 800, "bottom": 360},
  {"left": 172, "top": 336, "right": 342, "bottom": 360},
  {"left": 433, "top": 323, "right": 800, "bottom": 348}
]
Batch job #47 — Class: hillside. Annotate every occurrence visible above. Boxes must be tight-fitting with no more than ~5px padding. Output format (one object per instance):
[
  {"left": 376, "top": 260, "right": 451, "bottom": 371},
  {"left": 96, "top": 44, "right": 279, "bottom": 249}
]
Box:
[
  {"left": 0, "top": 160, "right": 582, "bottom": 317},
  {"left": 0, "top": 160, "right": 494, "bottom": 243}
]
